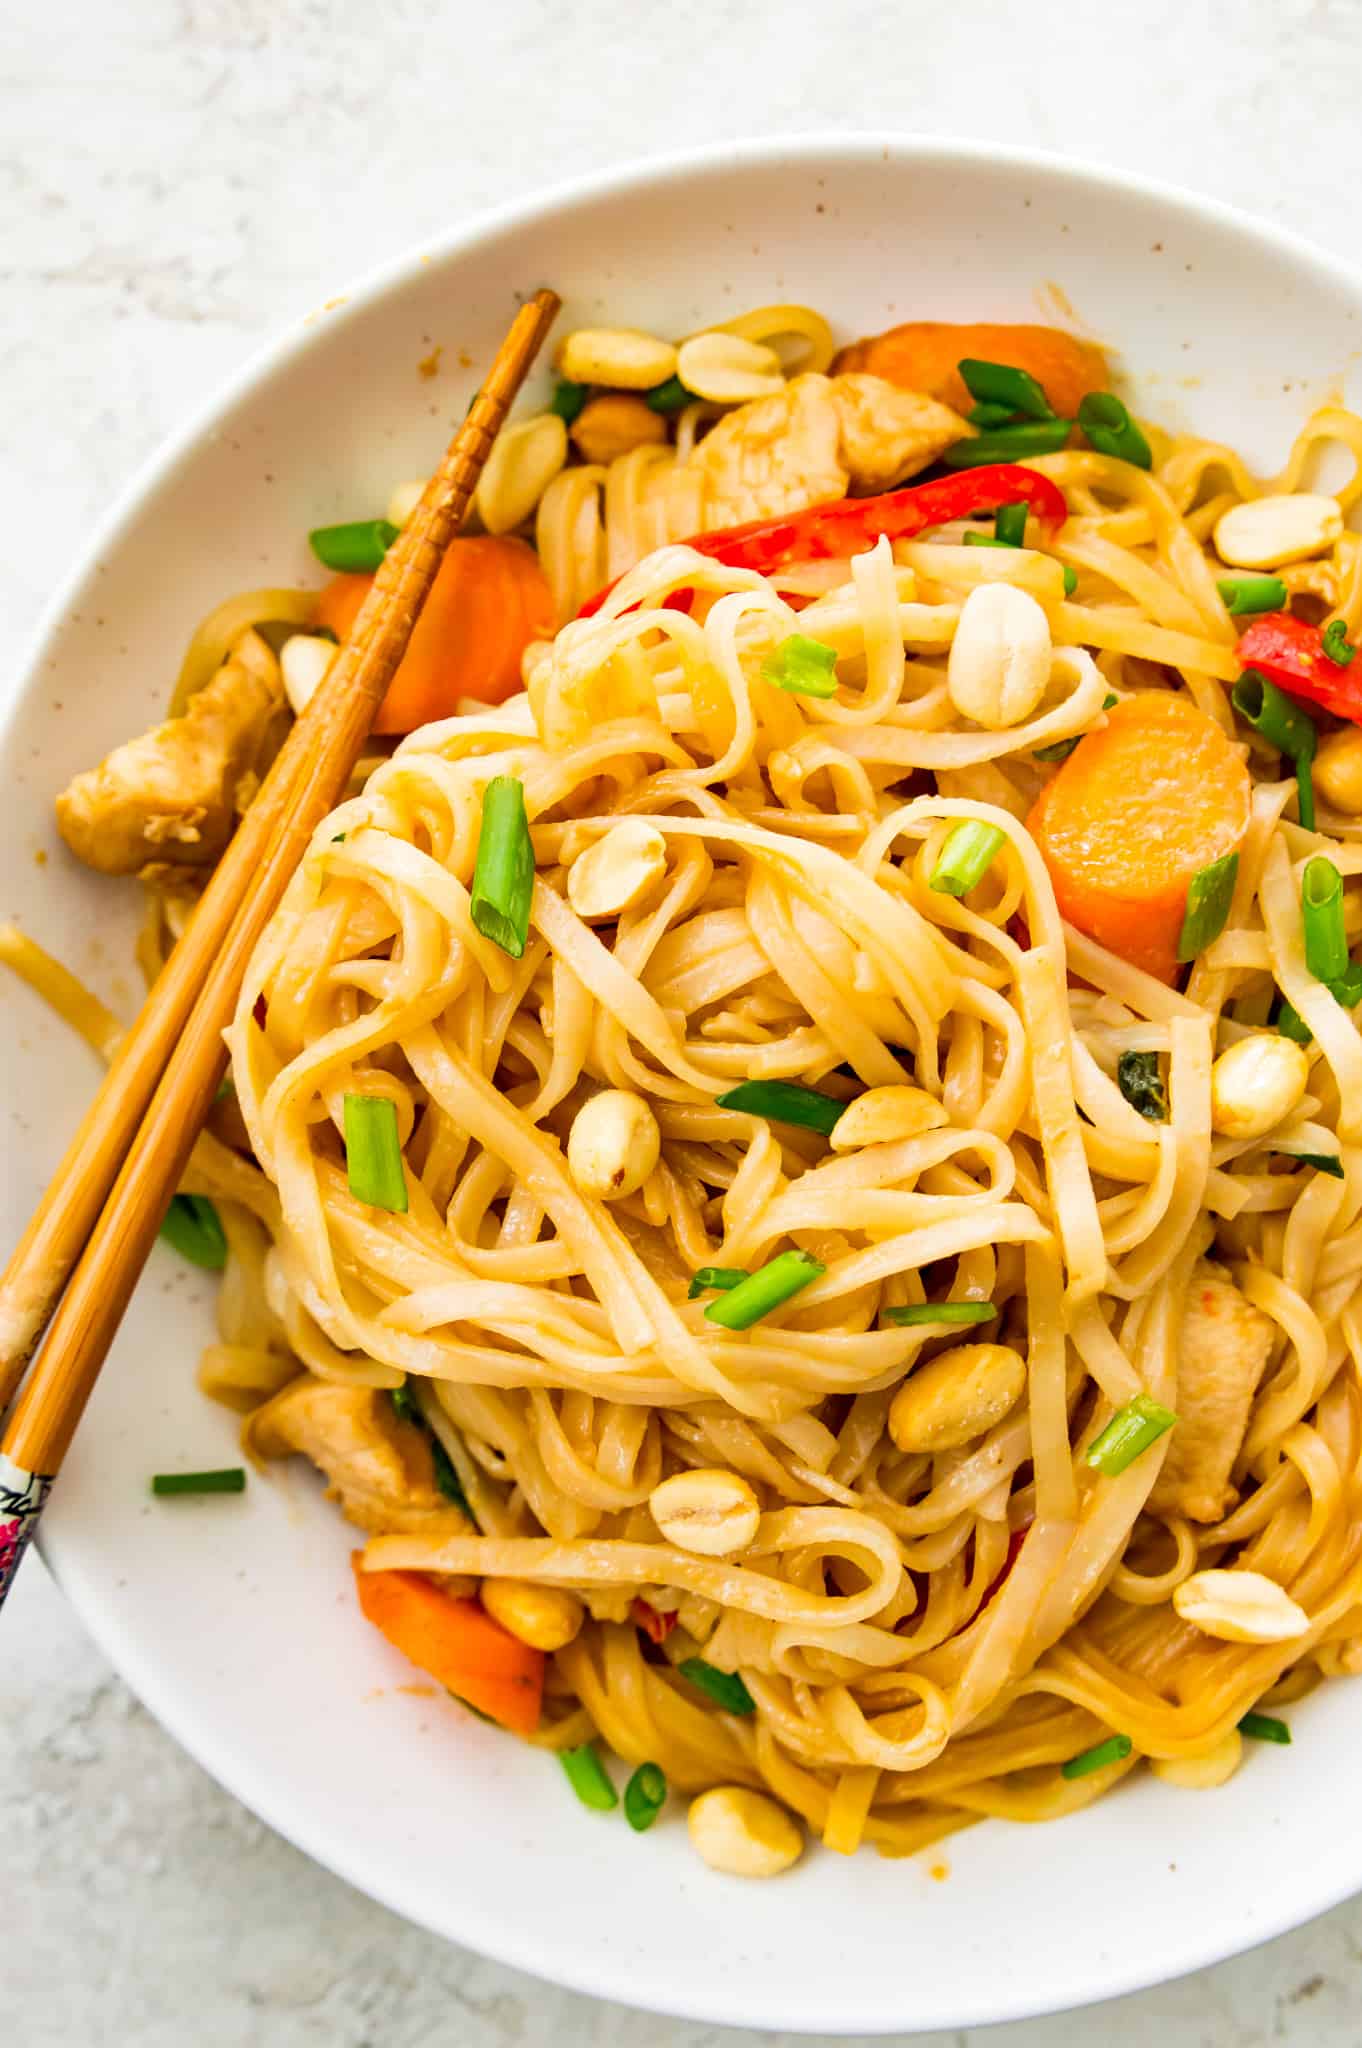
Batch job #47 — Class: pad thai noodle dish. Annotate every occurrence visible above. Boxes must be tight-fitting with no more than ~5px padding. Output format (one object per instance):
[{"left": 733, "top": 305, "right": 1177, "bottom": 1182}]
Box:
[{"left": 21, "top": 303, "right": 1362, "bottom": 1876}]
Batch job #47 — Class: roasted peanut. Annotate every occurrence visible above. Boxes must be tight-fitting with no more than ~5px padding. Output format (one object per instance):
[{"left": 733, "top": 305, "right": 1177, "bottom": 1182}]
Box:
[
  {"left": 650, "top": 1468, "right": 761, "bottom": 1556},
  {"left": 1172, "top": 1568, "right": 1309, "bottom": 1644},
  {"left": 1214, "top": 492, "right": 1343, "bottom": 569},
  {"left": 888, "top": 1343, "right": 1027, "bottom": 1454},
  {"left": 829, "top": 1085, "right": 948, "bottom": 1151},
  {"left": 481, "top": 1577, "right": 584, "bottom": 1651},
  {"left": 570, "top": 393, "right": 668, "bottom": 466},
  {"left": 566, "top": 820, "right": 667, "bottom": 920},
  {"left": 687, "top": 1787, "right": 803, "bottom": 1877},
  {"left": 1210, "top": 1033, "right": 1309, "bottom": 1141},
  {"left": 947, "top": 581, "right": 1052, "bottom": 728},
  {"left": 567, "top": 1089, "right": 660, "bottom": 1200}
]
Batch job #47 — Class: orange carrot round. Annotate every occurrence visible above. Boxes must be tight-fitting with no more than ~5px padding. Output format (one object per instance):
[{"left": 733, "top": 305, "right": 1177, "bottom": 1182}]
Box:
[
  {"left": 352, "top": 1554, "right": 544, "bottom": 1734},
  {"left": 1027, "top": 695, "right": 1251, "bottom": 983},
  {"left": 314, "top": 534, "right": 555, "bottom": 735},
  {"left": 833, "top": 322, "right": 1109, "bottom": 421}
]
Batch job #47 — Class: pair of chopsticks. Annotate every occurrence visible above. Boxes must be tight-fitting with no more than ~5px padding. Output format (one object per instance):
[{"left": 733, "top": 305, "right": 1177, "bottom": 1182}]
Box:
[{"left": 0, "top": 288, "right": 561, "bottom": 1608}]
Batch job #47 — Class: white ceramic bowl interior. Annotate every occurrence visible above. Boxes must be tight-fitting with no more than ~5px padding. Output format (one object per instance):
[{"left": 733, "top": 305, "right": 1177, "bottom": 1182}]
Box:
[{"left": 6, "top": 137, "right": 1362, "bottom": 2035}]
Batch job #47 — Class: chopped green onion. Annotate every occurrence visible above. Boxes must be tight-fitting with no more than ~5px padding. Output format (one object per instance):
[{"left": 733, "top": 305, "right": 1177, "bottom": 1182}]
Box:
[
  {"left": 994, "top": 501, "right": 1028, "bottom": 548},
  {"left": 645, "top": 375, "right": 692, "bottom": 415},
  {"left": 1177, "top": 851, "right": 1239, "bottom": 962},
  {"left": 1277, "top": 998, "right": 1312, "bottom": 1044},
  {"left": 623, "top": 1761, "right": 668, "bottom": 1832},
  {"left": 1117, "top": 1050, "right": 1166, "bottom": 1122},
  {"left": 967, "top": 400, "right": 1018, "bottom": 430},
  {"left": 762, "top": 632, "right": 839, "bottom": 699},
  {"left": 1302, "top": 855, "right": 1348, "bottom": 983},
  {"left": 308, "top": 519, "right": 399, "bottom": 573},
  {"left": 1077, "top": 391, "right": 1152, "bottom": 470},
  {"left": 158, "top": 1193, "right": 228, "bottom": 1269},
  {"left": 1276, "top": 1150, "right": 1345, "bottom": 1179},
  {"left": 1323, "top": 618, "right": 1358, "bottom": 666},
  {"left": 929, "top": 820, "right": 1007, "bottom": 897},
  {"left": 687, "top": 1266, "right": 748, "bottom": 1300},
  {"left": 1034, "top": 692, "right": 1118, "bottom": 763},
  {"left": 343, "top": 1094, "right": 408, "bottom": 1214},
  {"left": 151, "top": 1467, "right": 246, "bottom": 1497},
  {"left": 958, "top": 358, "right": 1055, "bottom": 421},
  {"left": 1085, "top": 1394, "right": 1177, "bottom": 1475},
  {"left": 429, "top": 1432, "right": 471, "bottom": 1512},
  {"left": 678, "top": 1658, "right": 756, "bottom": 1715},
  {"left": 471, "top": 775, "right": 535, "bottom": 959},
  {"left": 1332, "top": 959, "right": 1362, "bottom": 1007},
  {"left": 1239, "top": 1711, "right": 1291, "bottom": 1744},
  {"left": 1061, "top": 1732, "right": 1133, "bottom": 1779},
  {"left": 389, "top": 1384, "right": 471, "bottom": 1513},
  {"left": 1232, "top": 670, "right": 1317, "bottom": 831},
  {"left": 962, "top": 532, "right": 1010, "bottom": 550},
  {"left": 883, "top": 1300, "right": 997, "bottom": 1327},
  {"left": 1061, "top": 562, "right": 1078, "bottom": 596},
  {"left": 548, "top": 378, "right": 588, "bottom": 424},
  {"left": 1217, "top": 575, "right": 1288, "bottom": 616},
  {"left": 704, "top": 1250, "right": 824, "bottom": 1331},
  {"left": 715, "top": 1079, "right": 845, "bottom": 1136},
  {"left": 941, "top": 420, "right": 1073, "bottom": 468},
  {"left": 559, "top": 1744, "right": 618, "bottom": 1811}
]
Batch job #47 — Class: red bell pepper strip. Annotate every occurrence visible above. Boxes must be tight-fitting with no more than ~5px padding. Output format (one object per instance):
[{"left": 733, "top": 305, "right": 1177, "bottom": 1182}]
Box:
[
  {"left": 632, "top": 1597, "right": 678, "bottom": 1645},
  {"left": 576, "top": 463, "right": 1069, "bottom": 618},
  {"left": 1237, "top": 612, "right": 1362, "bottom": 722}
]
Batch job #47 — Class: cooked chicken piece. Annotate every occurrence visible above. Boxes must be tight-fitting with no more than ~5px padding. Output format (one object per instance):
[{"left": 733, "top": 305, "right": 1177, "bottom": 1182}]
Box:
[
  {"left": 1148, "top": 1260, "right": 1276, "bottom": 1524},
  {"left": 245, "top": 1375, "right": 468, "bottom": 1537},
  {"left": 687, "top": 371, "right": 968, "bottom": 528},
  {"left": 55, "top": 629, "right": 290, "bottom": 875},
  {"left": 826, "top": 372, "right": 973, "bottom": 495}
]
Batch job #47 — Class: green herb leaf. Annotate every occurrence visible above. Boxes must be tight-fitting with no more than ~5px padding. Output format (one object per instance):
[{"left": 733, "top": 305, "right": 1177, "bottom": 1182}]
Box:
[
  {"left": 678, "top": 1658, "right": 756, "bottom": 1715},
  {"left": 1117, "top": 1050, "right": 1167, "bottom": 1121},
  {"left": 644, "top": 375, "right": 692, "bottom": 416},
  {"left": 549, "top": 379, "right": 588, "bottom": 424},
  {"left": 1275, "top": 1150, "right": 1345, "bottom": 1179},
  {"left": 994, "top": 501, "right": 1029, "bottom": 548}
]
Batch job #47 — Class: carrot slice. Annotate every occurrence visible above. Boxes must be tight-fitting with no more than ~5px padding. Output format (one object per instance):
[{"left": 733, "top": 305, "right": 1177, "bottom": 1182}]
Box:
[
  {"left": 313, "top": 534, "right": 555, "bottom": 735},
  {"left": 352, "top": 1553, "right": 544, "bottom": 1733},
  {"left": 833, "top": 322, "right": 1109, "bottom": 420},
  {"left": 1027, "top": 695, "right": 1251, "bottom": 983}
]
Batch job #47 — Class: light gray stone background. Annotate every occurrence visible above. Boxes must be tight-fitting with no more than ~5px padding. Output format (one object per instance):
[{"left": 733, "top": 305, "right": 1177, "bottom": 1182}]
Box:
[{"left": 5, "top": 0, "right": 1362, "bottom": 2040}]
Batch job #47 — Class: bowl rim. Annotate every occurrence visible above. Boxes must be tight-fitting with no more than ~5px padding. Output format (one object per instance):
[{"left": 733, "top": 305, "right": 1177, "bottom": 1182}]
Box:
[{"left": 18, "top": 130, "right": 1362, "bottom": 2033}]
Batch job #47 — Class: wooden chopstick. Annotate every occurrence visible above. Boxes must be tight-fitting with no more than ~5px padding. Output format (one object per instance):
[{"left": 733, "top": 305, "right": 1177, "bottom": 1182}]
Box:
[{"left": 0, "top": 289, "right": 558, "bottom": 1523}]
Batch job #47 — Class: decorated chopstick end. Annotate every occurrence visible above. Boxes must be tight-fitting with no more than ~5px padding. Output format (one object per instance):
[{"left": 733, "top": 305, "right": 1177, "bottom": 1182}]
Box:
[{"left": 0, "top": 1451, "right": 52, "bottom": 1610}]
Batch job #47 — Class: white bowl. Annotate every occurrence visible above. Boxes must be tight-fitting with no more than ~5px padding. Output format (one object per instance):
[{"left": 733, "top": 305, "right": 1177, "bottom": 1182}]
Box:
[{"left": 6, "top": 136, "right": 1362, "bottom": 2036}]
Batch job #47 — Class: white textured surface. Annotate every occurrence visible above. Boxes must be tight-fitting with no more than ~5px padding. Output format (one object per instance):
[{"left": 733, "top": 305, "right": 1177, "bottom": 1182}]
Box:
[{"left": 7, "top": 0, "right": 1362, "bottom": 2039}]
